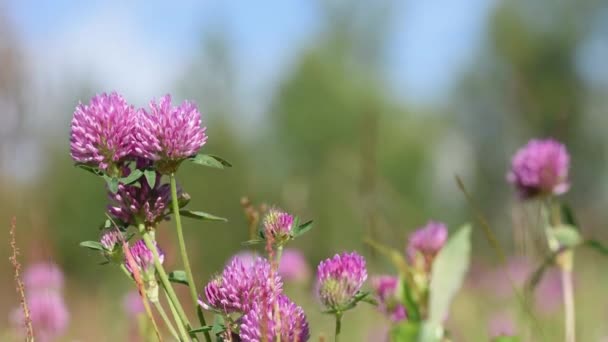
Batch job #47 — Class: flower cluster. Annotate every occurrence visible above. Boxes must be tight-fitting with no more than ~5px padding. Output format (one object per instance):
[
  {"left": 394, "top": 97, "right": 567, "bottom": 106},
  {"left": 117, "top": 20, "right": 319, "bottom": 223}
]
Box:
[
  {"left": 507, "top": 138, "right": 570, "bottom": 199},
  {"left": 203, "top": 255, "right": 309, "bottom": 341},
  {"left": 125, "top": 239, "right": 164, "bottom": 280},
  {"left": 10, "top": 263, "right": 69, "bottom": 342},
  {"left": 316, "top": 252, "right": 368, "bottom": 310},
  {"left": 371, "top": 275, "right": 407, "bottom": 322},
  {"left": 204, "top": 257, "right": 282, "bottom": 314},
  {"left": 240, "top": 294, "right": 310, "bottom": 342},
  {"left": 70, "top": 93, "right": 207, "bottom": 175},
  {"left": 263, "top": 208, "right": 295, "bottom": 241}
]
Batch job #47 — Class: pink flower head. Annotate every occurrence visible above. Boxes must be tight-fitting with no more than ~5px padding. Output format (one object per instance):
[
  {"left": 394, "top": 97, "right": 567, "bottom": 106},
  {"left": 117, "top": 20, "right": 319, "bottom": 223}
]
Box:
[
  {"left": 239, "top": 294, "right": 310, "bottom": 342},
  {"left": 134, "top": 95, "right": 207, "bottom": 174},
  {"left": 11, "top": 291, "right": 69, "bottom": 342},
  {"left": 279, "top": 249, "right": 311, "bottom": 283},
  {"left": 125, "top": 240, "right": 164, "bottom": 278},
  {"left": 204, "top": 257, "right": 282, "bottom": 314},
  {"left": 507, "top": 138, "right": 570, "bottom": 199},
  {"left": 107, "top": 171, "right": 171, "bottom": 227},
  {"left": 406, "top": 221, "right": 448, "bottom": 267},
  {"left": 70, "top": 92, "right": 136, "bottom": 174},
  {"left": 100, "top": 229, "right": 122, "bottom": 252},
  {"left": 23, "top": 263, "right": 64, "bottom": 293},
  {"left": 228, "top": 251, "right": 258, "bottom": 268},
  {"left": 123, "top": 291, "right": 146, "bottom": 317},
  {"left": 263, "top": 208, "right": 294, "bottom": 240},
  {"left": 371, "top": 275, "right": 407, "bottom": 322},
  {"left": 316, "top": 252, "right": 367, "bottom": 309}
]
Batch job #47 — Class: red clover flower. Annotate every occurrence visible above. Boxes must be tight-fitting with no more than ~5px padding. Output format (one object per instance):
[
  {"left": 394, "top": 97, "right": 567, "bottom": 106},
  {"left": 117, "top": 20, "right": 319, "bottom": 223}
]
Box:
[{"left": 316, "top": 252, "right": 367, "bottom": 310}]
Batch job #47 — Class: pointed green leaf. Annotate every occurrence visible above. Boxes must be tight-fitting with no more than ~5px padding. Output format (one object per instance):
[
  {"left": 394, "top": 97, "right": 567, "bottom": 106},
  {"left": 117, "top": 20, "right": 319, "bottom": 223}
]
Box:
[
  {"left": 418, "top": 321, "right": 444, "bottom": 342},
  {"left": 189, "top": 154, "right": 232, "bottom": 169},
  {"left": 189, "top": 326, "right": 213, "bottom": 334},
  {"left": 179, "top": 210, "right": 227, "bottom": 222},
  {"left": 549, "top": 225, "right": 582, "bottom": 248},
  {"left": 398, "top": 276, "right": 421, "bottom": 322},
  {"left": 584, "top": 239, "right": 608, "bottom": 256},
  {"left": 168, "top": 270, "right": 189, "bottom": 286},
  {"left": 292, "top": 220, "right": 313, "bottom": 237},
  {"left": 242, "top": 239, "right": 263, "bottom": 246},
  {"left": 120, "top": 169, "right": 143, "bottom": 185},
  {"left": 211, "top": 315, "right": 226, "bottom": 335},
  {"left": 80, "top": 240, "right": 104, "bottom": 251},
  {"left": 428, "top": 224, "right": 472, "bottom": 324},
  {"left": 560, "top": 203, "right": 578, "bottom": 228},
  {"left": 144, "top": 169, "right": 156, "bottom": 188},
  {"left": 103, "top": 175, "right": 119, "bottom": 193},
  {"left": 75, "top": 163, "right": 102, "bottom": 176}
]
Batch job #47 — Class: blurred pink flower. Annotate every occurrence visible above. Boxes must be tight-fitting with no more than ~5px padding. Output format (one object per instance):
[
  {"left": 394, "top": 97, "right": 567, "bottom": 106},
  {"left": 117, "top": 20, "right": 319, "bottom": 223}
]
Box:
[
  {"left": 406, "top": 221, "right": 448, "bottom": 269},
  {"left": 123, "top": 291, "right": 146, "bottom": 317},
  {"left": 534, "top": 267, "right": 563, "bottom": 314},
  {"left": 11, "top": 291, "right": 69, "bottom": 342},
  {"left": 480, "top": 257, "right": 533, "bottom": 299},
  {"left": 278, "top": 249, "right": 311, "bottom": 283},
  {"left": 23, "top": 262, "right": 64, "bottom": 292}
]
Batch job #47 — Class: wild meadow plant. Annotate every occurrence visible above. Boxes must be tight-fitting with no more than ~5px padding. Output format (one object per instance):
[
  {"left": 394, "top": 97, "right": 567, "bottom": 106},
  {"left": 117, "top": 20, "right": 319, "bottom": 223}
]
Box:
[{"left": 10, "top": 90, "right": 606, "bottom": 341}]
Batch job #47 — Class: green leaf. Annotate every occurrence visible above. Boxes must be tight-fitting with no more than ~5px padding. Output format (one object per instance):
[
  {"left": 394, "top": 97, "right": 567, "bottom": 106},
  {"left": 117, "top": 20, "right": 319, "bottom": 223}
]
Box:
[
  {"left": 179, "top": 210, "right": 227, "bottom": 222},
  {"left": 120, "top": 169, "right": 143, "bottom": 185},
  {"left": 418, "top": 321, "right": 444, "bottom": 342},
  {"left": 189, "top": 326, "right": 213, "bottom": 334},
  {"left": 103, "top": 175, "right": 119, "bottom": 193},
  {"left": 584, "top": 239, "right": 608, "bottom": 255},
  {"left": 242, "top": 239, "right": 263, "bottom": 246},
  {"left": 168, "top": 270, "right": 189, "bottom": 285},
  {"left": 80, "top": 241, "right": 104, "bottom": 251},
  {"left": 75, "top": 163, "right": 102, "bottom": 176},
  {"left": 292, "top": 220, "right": 313, "bottom": 237},
  {"left": 398, "top": 276, "right": 421, "bottom": 322},
  {"left": 364, "top": 238, "right": 410, "bottom": 275},
  {"left": 211, "top": 315, "right": 225, "bottom": 335},
  {"left": 390, "top": 321, "right": 420, "bottom": 342},
  {"left": 144, "top": 169, "right": 156, "bottom": 188},
  {"left": 428, "top": 224, "right": 472, "bottom": 324},
  {"left": 189, "top": 154, "right": 232, "bottom": 169},
  {"left": 549, "top": 225, "right": 582, "bottom": 248}
]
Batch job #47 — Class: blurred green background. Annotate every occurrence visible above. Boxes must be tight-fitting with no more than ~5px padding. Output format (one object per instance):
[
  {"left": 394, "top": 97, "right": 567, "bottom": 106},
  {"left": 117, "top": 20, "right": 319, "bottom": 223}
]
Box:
[{"left": 2, "top": 0, "right": 608, "bottom": 340}]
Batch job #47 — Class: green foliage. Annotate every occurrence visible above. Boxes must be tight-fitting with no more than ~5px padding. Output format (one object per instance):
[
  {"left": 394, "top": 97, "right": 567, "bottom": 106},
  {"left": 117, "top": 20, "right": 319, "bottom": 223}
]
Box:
[
  {"left": 179, "top": 210, "right": 228, "bottom": 222},
  {"left": 548, "top": 225, "right": 582, "bottom": 248},
  {"left": 144, "top": 169, "right": 157, "bottom": 188},
  {"left": 189, "top": 154, "right": 232, "bottom": 169},
  {"left": 291, "top": 220, "right": 313, "bottom": 237},
  {"left": 79, "top": 240, "right": 104, "bottom": 251},
  {"left": 168, "top": 270, "right": 189, "bottom": 286},
  {"left": 428, "top": 224, "right": 472, "bottom": 325},
  {"left": 390, "top": 321, "right": 420, "bottom": 342}
]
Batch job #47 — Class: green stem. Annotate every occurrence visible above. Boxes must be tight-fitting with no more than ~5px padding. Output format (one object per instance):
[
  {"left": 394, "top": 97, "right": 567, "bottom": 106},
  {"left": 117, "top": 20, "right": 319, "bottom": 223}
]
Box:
[
  {"left": 164, "top": 288, "right": 191, "bottom": 342},
  {"left": 170, "top": 174, "right": 211, "bottom": 342},
  {"left": 141, "top": 230, "right": 193, "bottom": 339},
  {"left": 334, "top": 312, "right": 342, "bottom": 342},
  {"left": 154, "top": 301, "right": 180, "bottom": 341}
]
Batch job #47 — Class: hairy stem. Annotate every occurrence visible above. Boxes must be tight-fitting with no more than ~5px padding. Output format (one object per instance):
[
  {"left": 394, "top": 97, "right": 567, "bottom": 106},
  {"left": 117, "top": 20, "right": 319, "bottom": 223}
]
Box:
[
  {"left": 141, "top": 230, "right": 194, "bottom": 340},
  {"left": 170, "top": 174, "right": 211, "bottom": 342},
  {"left": 154, "top": 301, "right": 180, "bottom": 341},
  {"left": 334, "top": 312, "right": 342, "bottom": 342}
]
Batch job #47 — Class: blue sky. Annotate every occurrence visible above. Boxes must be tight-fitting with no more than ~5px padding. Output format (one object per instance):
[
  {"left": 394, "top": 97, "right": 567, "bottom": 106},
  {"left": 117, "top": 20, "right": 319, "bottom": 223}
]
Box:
[{"left": 5, "top": 0, "right": 495, "bottom": 106}]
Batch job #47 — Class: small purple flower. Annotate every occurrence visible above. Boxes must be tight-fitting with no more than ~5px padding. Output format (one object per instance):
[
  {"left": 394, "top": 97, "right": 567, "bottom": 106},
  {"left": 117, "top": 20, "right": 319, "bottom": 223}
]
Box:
[
  {"left": 203, "top": 257, "right": 282, "bottom": 314},
  {"left": 107, "top": 172, "right": 171, "bottom": 227},
  {"left": 371, "top": 275, "right": 407, "bottom": 322},
  {"left": 134, "top": 95, "right": 207, "bottom": 174},
  {"left": 507, "top": 138, "right": 570, "bottom": 199},
  {"left": 125, "top": 240, "right": 164, "bottom": 278},
  {"left": 123, "top": 291, "right": 146, "bottom": 317},
  {"left": 263, "top": 208, "right": 294, "bottom": 240},
  {"left": 100, "top": 229, "right": 122, "bottom": 252},
  {"left": 239, "top": 294, "right": 310, "bottom": 342},
  {"left": 316, "top": 252, "right": 367, "bottom": 309},
  {"left": 70, "top": 92, "right": 136, "bottom": 174},
  {"left": 11, "top": 291, "right": 69, "bottom": 342},
  {"left": 23, "top": 263, "right": 64, "bottom": 292},
  {"left": 279, "top": 249, "right": 311, "bottom": 283},
  {"left": 406, "top": 221, "right": 448, "bottom": 267}
]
